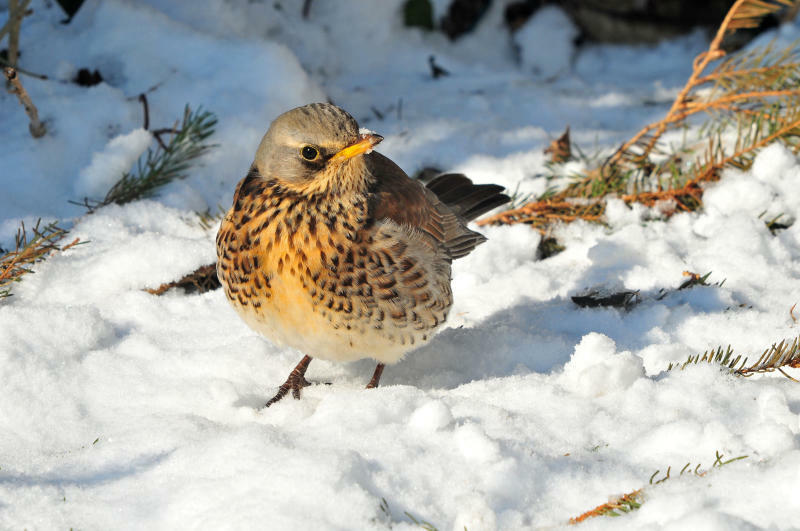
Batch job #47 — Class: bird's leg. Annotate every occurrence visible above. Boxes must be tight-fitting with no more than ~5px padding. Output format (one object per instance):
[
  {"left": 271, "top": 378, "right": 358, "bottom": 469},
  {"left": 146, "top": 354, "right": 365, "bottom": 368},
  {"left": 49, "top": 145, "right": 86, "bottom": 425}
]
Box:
[
  {"left": 366, "top": 363, "right": 385, "bottom": 389},
  {"left": 265, "top": 355, "right": 313, "bottom": 407}
]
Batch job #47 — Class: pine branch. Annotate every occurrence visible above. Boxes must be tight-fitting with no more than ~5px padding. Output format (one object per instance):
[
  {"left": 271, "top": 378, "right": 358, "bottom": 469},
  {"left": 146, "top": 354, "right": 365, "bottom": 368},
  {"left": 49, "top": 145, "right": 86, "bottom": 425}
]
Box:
[
  {"left": 98, "top": 105, "right": 217, "bottom": 207},
  {"left": 482, "top": 1, "right": 800, "bottom": 231},
  {"left": 0, "top": 219, "right": 80, "bottom": 300},
  {"left": 667, "top": 336, "right": 800, "bottom": 381},
  {"left": 569, "top": 489, "right": 643, "bottom": 523},
  {"left": 610, "top": 0, "right": 796, "bottom": 167},
  {"left": 477, "top": 198, "right": 604, "bottom": 230},
  {"left": 569, "top": 451, "right": 748, "bottom": 525}
]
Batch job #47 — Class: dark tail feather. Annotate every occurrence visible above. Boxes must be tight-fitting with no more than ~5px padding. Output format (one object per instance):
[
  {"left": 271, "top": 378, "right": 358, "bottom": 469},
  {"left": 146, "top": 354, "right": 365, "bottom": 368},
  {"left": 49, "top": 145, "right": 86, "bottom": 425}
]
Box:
[
  {"left": 446, "top": 232, "right": 487, "bottom": 259},
  {"left": 426, "top": 173, "right": 510, "bottom": 222}
]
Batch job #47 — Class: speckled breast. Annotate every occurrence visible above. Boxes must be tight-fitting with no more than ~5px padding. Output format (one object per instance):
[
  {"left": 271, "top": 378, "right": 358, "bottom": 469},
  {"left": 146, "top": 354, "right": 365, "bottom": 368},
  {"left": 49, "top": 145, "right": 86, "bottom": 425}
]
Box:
[{"left": 216, "top": 176, "right": 452, "bottom": 364}]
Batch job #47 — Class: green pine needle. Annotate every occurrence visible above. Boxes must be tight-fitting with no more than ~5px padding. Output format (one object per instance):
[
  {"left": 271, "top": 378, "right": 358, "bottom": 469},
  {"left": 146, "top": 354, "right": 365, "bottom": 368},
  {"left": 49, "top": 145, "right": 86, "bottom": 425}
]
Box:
[
  {"left": 667, "top": 336, "right": 800, "bottom": 380},
  {"left": 101, "top": 105, "right": 217, "bottom": 207}
]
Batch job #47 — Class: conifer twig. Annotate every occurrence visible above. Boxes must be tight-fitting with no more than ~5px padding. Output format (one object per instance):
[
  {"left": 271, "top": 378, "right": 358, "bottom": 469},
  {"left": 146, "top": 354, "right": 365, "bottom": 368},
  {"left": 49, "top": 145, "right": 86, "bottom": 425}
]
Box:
[
  {"left": 667, "top": 336, "right": 800, "bottom": 380},
  {"left": 0, "top": 220, "right": 78, "bottom": 300},
  {"left": 569, "top": 451, "right": 748, "bottom": 525},
  {"left": 606, "top": 0, "right": 796, "bottom": 169},
  {"left": 4, "top": 67, "right": 46, "bottom": 137},
  {"left": 482, "top": 1, "right": 800, "bottom": 230},
  {"left": 89, "top": 105, "right": 217, "bottom": 207},
  {"left": 569, "top": 489, "right": 643, "bottom": 523}
]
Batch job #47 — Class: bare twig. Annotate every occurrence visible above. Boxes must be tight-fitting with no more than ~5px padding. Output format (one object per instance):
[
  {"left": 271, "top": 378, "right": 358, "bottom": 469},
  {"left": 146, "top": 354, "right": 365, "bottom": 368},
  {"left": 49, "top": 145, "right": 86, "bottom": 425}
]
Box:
[
  {"left": 139, "top": 93, "right": 150, "bottom": 130},
  {"left": 4, "top": 0, "right": 32, "bottom": 69},
  {"left": 7, "top": 0, "right": 19, "bottom": 68},
  {"left": 0, "top": 57, "right": 49, "bottom": 79},
  {"left": 4, "top": 67, "right": 46, "bottom": 137}
]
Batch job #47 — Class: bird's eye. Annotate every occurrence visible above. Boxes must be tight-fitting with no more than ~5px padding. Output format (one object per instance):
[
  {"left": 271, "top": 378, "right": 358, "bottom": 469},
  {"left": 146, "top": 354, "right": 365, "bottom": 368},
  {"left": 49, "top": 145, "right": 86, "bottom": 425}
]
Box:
[{"left": 301, "top": 146, "right": 318, "bottom": 160}]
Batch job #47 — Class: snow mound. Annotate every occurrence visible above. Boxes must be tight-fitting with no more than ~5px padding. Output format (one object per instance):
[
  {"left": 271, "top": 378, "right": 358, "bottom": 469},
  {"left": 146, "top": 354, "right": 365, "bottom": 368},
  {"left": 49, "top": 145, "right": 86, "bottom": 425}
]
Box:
[
  {"left": 75, "top": 128, "right": 152, "bottom": 197},
  {"left": 561, "top": 333, "right": 645, "bottom": 397}
]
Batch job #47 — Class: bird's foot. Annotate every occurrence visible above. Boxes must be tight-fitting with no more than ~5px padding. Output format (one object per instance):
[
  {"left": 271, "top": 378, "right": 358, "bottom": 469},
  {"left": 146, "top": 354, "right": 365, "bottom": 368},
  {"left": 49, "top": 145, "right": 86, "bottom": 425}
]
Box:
[
  {"left": 264, "top": 373, "right": 311, "bottom": 407},
  {"left": 264, "top": 355, "right": 313, "bottom": 408},
  {"left": 366, "top": 363, "right": 385, "bottom": 389}
]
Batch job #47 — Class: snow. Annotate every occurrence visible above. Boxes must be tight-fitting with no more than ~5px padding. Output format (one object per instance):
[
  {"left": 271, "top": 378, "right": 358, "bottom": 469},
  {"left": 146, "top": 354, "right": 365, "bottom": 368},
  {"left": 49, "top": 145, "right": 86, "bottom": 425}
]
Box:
[
  {"left": 514, "top": 5, "right": 579, "bottom": 79},
  {"left": 75, "top": 128, "right": 152, "bottom": 197},
  {"left": 1, "top": 1, "right": 800, "bottom": 529},
  {"left": 560, "top": 333, "right": 645, "bottom": 398}
]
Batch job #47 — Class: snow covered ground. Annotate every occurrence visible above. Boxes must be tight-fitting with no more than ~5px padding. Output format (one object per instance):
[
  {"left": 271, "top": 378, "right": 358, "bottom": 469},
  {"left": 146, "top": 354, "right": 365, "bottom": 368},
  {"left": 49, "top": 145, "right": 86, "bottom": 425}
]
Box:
[{"left": 1, "top": 1, "right": 799, "bottom": 529}]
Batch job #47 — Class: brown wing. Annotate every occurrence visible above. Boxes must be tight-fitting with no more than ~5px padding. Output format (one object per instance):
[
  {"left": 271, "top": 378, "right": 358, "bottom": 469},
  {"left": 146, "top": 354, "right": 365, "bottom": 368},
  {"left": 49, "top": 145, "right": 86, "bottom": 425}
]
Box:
[{"left": 365, "top": 152, "right": 507, "bottom": 260}]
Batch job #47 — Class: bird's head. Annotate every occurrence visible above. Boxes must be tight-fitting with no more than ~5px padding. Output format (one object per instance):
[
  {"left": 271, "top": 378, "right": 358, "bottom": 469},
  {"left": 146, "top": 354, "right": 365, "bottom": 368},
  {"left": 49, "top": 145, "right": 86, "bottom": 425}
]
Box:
[{"left": 253, "top": 103, "right": 383, "bottom": 196}]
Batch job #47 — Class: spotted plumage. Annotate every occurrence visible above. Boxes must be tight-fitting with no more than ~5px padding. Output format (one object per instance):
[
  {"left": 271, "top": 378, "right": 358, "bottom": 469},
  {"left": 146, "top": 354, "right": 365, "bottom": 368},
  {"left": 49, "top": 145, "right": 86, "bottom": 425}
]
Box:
[{"left": 216, "top": 103, "right": 509, "bottom": 406}]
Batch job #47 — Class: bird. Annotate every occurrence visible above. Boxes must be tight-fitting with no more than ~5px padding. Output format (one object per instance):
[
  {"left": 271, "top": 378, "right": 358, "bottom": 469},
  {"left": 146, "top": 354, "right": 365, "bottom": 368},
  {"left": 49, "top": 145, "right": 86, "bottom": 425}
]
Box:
[{"left": 216, "top": 102, "right": 509, "bottom": 407}]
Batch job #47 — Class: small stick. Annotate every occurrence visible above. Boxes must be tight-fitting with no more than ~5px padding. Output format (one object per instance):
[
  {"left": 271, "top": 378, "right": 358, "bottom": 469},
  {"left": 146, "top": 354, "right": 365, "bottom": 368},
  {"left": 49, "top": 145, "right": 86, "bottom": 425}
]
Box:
[
  {"left": 0, "top": 58, "right": 49, "bottom": 80},
  {"left": 4, "top": 67, "right": 46, "bottom": 138},
  {"left": 139, "top": 93, "right": 150, "bottom": 130},
  {"left": 8, "top": 0, "right": 20, "bottom": 68},
  {"left": 302, "top": 0, "right": 313, "bottom": 18},
  {"left": 0, "top": 0, "right": 32, "bottom": 42}
]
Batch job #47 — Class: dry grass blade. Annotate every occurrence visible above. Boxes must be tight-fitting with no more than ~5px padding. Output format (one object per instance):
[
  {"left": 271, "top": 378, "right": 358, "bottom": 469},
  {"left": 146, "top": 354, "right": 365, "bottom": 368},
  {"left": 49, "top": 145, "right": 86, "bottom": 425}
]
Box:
[{"left": 0, "top": 220, "right": 76, "bottom": 299}]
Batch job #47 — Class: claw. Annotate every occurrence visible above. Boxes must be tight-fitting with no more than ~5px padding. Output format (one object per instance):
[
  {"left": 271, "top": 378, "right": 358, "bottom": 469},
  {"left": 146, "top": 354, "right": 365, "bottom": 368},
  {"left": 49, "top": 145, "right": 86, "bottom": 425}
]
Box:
[{"left": 264, "top": 355, "right": 313, "bottom": 407}]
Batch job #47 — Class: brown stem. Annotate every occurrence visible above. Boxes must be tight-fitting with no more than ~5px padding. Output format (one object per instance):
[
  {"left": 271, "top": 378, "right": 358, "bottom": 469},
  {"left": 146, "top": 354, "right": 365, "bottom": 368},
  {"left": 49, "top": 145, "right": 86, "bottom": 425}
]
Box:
[
  {"left": 0, "top": 0, "right": 31, "bottom": 42},
  {"left": 4, "top": 67, "right": 46, "bottom": 138},
  {"left": 7, "top": 0, "right": 20, "bottom": 68}
]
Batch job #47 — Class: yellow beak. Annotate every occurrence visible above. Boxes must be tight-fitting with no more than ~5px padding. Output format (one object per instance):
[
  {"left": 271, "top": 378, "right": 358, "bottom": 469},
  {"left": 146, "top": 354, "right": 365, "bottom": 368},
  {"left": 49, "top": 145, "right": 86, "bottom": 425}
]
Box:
[{"left": 330, "top": 133, "right": 384, "bottom": 162}]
